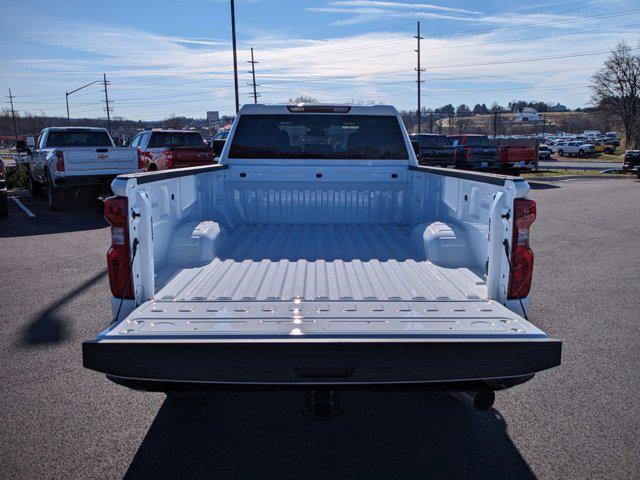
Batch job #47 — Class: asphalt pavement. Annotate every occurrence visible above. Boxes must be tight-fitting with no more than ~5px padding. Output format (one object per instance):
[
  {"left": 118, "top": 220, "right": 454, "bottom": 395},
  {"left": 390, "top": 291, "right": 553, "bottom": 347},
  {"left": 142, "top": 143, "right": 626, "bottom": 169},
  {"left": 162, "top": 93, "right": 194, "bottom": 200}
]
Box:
[{"left": 1, "top": 177, "right": 639, "bottom": 479}]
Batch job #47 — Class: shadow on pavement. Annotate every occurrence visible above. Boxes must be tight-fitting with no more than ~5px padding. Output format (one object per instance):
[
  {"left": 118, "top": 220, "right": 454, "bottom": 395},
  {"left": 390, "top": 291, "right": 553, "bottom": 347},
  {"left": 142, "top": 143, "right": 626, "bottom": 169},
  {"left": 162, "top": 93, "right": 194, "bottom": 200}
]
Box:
[
  {"left": 0, "top": 192, "right": 107, "bottom": 238},
  {"left": 527, "top": 182, "right": 562, "bottom": 190},
  {"left": 125, "top": 390, "right": 534, "bottom": 480},
  {"left": 21, "top": 269, "right": 107, "bottom": 346}
]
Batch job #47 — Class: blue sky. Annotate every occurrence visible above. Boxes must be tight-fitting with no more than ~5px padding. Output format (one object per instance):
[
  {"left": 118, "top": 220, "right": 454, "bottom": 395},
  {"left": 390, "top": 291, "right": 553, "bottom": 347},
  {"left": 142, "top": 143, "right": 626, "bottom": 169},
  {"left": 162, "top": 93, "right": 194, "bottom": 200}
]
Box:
[{"left": 1, "top": 0, "right": 639, "bottom": 120}]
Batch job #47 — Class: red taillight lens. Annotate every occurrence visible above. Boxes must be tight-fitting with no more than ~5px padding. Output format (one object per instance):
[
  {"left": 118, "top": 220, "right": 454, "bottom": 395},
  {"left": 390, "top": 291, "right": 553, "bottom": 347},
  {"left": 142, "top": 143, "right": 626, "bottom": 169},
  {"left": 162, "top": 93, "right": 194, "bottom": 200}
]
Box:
[
  {"left": 164, "top": 149, "right": 174, "bottom": 169},
  {"left": 464, "top": 146, "right": 471, "bottom": 160},
  {"left": 104, "top": 196, "right": 133, "bottom": 299},
  {"left": 508, "top": 198, "right": 536, "bottom": 299},
  {"left": 55, "top": 151, "right": 65, "bottom": 172},
  {"left": 137, "top": 149, "right": 145, "bottom": 170}
]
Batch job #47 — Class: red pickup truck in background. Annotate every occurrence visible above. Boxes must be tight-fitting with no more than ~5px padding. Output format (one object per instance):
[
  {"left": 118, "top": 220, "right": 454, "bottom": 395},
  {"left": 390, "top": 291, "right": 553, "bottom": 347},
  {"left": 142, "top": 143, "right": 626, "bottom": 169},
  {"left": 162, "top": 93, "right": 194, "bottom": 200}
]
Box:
[
  {"left": 497, "top": 139, "right": 537, "bottom": 174},
  {"left": 131, "top": 129, "right": 214, "bottom": 171}
]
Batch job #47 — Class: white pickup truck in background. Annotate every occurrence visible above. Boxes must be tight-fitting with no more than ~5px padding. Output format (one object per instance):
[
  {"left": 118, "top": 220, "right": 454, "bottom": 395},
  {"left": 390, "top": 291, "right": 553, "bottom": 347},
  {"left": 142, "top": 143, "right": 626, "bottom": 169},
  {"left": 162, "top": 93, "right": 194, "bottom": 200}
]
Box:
[
  {"left": 27, "top": 127, "right": 140, "bottom": 209},
  {"left": 83, "top": 104, "right": 561, "bottom": 413}
]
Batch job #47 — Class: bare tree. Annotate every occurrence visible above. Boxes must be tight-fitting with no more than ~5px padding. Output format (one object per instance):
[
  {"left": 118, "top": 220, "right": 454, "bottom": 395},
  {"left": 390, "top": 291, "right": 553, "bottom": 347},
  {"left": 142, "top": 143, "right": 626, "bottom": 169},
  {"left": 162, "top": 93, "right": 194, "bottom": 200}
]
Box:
[
  {"left": 590, "top": 42, "right": 640, "bottom": 148},
  {"left": 287, "top": 96, "right": 318, "bottom": 104}
]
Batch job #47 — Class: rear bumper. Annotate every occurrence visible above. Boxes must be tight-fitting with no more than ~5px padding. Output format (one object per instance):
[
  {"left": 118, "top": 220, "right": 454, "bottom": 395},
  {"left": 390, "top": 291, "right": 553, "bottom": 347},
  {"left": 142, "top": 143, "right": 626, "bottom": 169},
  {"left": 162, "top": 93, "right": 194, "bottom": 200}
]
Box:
[
  {"left": 83, "top": 337, "right": 561, "bottom": 386},
  {"left": 54, "top": 174, "right": 118, "bottom": 189}
]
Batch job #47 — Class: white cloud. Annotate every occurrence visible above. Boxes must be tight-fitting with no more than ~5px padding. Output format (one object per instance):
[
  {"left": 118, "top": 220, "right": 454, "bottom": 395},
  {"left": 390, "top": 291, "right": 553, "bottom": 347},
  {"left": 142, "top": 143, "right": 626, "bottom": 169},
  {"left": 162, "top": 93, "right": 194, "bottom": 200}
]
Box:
[
  {"left": 330, "top": 1, "right": 482, "bottom": 15},
  {"left": 308, "top": 0, "right": 577, "bottom": 27},
  {"left": 3, "top": 13, "right": 635, "bottom": 119}
]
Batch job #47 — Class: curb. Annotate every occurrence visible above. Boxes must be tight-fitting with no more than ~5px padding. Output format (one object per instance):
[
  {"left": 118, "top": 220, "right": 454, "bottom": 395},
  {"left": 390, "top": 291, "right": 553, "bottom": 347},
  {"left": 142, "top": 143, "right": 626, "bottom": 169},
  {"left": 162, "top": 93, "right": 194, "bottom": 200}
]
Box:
[{"left": 525, "top": 175, "right": 629, "bottom": 182}]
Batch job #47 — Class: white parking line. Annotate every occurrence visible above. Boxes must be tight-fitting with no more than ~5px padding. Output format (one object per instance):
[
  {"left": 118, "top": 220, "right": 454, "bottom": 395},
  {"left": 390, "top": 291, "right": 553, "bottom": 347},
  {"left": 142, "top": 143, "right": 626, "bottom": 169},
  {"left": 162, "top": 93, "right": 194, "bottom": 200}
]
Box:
[{"left": 11, "top": 197, "right": 36, "bottom": 218}]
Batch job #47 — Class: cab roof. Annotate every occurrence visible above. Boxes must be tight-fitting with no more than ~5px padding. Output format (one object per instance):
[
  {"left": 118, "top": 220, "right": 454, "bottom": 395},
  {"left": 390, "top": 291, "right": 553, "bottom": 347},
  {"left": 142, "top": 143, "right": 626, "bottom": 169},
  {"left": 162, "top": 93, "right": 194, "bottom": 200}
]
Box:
[
  {"left": 238, "top": 104, "right": 399, "bottom": 116},
  {"left": 44, "top": 126, "right": 108, "bottom": 132}
]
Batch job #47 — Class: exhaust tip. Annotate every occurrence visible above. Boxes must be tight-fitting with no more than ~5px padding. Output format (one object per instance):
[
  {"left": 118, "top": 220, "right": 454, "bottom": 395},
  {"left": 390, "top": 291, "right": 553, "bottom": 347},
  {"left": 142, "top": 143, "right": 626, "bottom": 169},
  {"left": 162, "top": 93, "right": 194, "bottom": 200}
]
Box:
[
  {"left": 473, "top": 390, "right": 496, "bottom": 412},
  {"left": 451, "top": 389, "right": 496, "bottom": 412}
]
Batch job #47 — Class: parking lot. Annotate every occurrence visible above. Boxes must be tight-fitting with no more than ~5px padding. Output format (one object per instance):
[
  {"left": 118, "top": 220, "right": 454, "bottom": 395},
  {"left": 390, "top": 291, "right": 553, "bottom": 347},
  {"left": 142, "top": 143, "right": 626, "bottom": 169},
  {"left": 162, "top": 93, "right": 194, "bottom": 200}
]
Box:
[{"left": 1, "top": 177, "right": 639, "bottom": 479}]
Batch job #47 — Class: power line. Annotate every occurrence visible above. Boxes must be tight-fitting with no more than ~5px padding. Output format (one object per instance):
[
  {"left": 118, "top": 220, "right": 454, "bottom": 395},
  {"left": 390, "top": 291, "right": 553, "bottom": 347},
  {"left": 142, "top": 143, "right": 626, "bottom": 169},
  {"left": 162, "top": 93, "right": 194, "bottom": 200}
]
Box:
[
  {"left": 257, "top": 8, "right": 640, "bottom": 68},
  {"left": 427, "top": 46, "right": 640, "bottom": 71}
]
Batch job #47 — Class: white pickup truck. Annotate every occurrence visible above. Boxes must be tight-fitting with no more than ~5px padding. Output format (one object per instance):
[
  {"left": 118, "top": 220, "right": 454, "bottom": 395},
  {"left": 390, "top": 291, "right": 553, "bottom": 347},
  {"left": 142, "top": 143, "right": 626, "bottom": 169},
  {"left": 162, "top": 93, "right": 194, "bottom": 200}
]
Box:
[
  {"left": 83, "top": 105, "right": 560, "bottom": 411},
  {"left": 550, "top": 140, "right": 596, "bottom": 157},
  {"left": 27, "top": 127, "right": 140, "bottom": 209}
]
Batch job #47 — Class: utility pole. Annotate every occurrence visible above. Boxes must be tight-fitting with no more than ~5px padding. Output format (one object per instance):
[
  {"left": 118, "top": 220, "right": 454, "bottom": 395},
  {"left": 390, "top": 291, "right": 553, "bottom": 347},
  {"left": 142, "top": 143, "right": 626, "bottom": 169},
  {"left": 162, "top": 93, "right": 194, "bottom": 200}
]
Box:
[
  {"left": 414, "top": 21, "right": 425, "bottom": 133},
  {"left": 429, "top": 113, "right": 433, "bottom": 133},
  {"left": 230, "top": 0, "right": 240, "bottom": 113},
  {"left": 247, "top": 47, "right": 259, "bottom": 104},
  {"left": 103, "top": 73, "right": 112, "bottom": 134},
  {"left": 492, "top": 112, "right": 498, "bottom": 138},
  {"left": 8, "top": 89, "right": 18, "bottom": 141},
  {"left": 66, "top": 93, "right": 70, "bottom": 126}
]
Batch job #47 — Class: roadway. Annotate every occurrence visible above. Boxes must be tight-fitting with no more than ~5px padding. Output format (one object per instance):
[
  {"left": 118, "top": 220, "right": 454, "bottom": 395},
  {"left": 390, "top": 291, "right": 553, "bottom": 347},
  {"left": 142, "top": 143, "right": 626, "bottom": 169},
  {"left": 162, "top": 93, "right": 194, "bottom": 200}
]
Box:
[
  {"left": 538, "top": 160, "right": 620, "bottom": 170},
  {"left": 1, "top": 177, "right": 639, "bottom": 479}
]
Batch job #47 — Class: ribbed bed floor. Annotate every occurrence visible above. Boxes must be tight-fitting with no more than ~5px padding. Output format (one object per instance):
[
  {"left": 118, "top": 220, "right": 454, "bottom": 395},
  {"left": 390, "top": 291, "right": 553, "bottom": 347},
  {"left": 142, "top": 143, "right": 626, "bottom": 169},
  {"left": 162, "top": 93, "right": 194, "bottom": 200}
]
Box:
[{"left": 155, "top": 223, "right": 487, "bottom": 303}]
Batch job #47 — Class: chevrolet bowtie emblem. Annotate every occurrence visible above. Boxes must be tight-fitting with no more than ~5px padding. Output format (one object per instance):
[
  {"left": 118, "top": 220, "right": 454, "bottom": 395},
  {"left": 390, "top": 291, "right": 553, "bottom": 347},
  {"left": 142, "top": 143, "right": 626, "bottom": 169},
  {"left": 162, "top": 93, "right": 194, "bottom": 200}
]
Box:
[{"left": 97, "top": 154, "right": 108, "bottom": 159}]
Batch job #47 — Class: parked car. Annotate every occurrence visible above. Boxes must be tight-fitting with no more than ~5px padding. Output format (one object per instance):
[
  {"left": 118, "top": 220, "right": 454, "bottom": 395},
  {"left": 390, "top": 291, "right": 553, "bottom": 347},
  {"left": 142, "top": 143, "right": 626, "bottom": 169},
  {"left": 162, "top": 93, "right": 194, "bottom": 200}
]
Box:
[
  {"left": 497, "top": 140, "right": 536, "bottom": 175},
  {"left": 0, "top": 158, "right": 8, "bottom": 217},
  {"left": 447, "top": 134, "right": 500, "bottom": 171},
  {"left": 538, "top": 145, "right": 551, "bottom": 160},
  {"left": 210, "top": 131, "right": 229, "bottom": 158},
  {"left": 551, "top": 141, "right": 595, "bottom": 157},
  {"left": 622, "top": 150, "right": 640, "bottom": 178},
  {"left": 409, "top": 133, "right": 456, "bottom": 167},
  {"left": 27, "top": 127, "right": 139, "bottom": 210},
  {"left": 132, "top": 129, "right": 214, "bottom": 171},
  {"left": 602, "top": 141, "right": 617, "bottom": 155},
  {"left": 83, "top": 104, "right": 561, "bottom": 411},
  {"left": 605, "top": 132, "right": 621, "bottom": 147}
]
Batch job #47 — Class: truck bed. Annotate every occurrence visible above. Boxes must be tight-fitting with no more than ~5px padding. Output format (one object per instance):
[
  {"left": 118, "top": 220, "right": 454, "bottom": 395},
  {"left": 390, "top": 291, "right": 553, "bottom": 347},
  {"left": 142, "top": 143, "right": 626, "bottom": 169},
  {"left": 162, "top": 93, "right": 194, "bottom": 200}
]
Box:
[
  {"left": 88, "top": 222, "right": 555, "bottom": 384},
  {"left": 155, "top": 223, "right": 486, "bottom": 304},
  {"left": 98, "top": 222, "right": 549, "bottom": 341}
]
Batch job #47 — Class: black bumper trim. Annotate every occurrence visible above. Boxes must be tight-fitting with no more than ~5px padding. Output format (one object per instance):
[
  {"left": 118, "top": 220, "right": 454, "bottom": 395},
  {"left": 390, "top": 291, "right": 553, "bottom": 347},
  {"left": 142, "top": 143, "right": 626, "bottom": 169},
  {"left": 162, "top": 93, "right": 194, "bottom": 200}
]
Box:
[
  {"left": 55, "top": 175, "right": 117, "bottom": 188},
  {"left": 83, "top": 338, "right": 561, "bottom": 385}
]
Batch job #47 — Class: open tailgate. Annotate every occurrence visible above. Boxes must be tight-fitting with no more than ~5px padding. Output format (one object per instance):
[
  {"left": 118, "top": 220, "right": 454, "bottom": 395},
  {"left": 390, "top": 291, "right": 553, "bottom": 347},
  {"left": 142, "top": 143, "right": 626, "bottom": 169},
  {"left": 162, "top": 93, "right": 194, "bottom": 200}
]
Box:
[{"left": 83, "top": 299, "right": 561, "bottom": 385}]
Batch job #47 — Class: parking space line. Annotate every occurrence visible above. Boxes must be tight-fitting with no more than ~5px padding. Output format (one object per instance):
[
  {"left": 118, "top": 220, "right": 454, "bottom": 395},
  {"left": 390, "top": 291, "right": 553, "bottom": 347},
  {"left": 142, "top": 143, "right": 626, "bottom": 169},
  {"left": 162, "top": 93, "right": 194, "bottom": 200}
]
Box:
[{"left": 11, "top": 197, "right": 37, "bottom": 218}]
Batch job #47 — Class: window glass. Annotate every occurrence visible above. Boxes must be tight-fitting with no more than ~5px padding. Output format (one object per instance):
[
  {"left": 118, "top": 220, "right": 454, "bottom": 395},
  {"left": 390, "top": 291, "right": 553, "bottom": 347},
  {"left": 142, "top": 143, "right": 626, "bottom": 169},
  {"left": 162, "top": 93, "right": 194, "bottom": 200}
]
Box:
[
  {"left": 46, "top": 130, "right": 113, "bottom": 147},
  {"left": 148, "top": 132, "right": 204, "bottom": 148},
  {"left": 229, "top": 114, "right": 408, "bottom": 160}
]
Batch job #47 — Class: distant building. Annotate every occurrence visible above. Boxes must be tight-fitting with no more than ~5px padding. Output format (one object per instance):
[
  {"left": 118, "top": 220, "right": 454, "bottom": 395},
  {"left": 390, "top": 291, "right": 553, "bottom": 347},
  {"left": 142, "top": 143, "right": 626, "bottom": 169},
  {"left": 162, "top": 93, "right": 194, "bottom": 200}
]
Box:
[
  {"left": 206, "top": 111, "right": 220, "bottom": 127},
  {"left": 515, "top": 107, "right": 541, "bottom": 122},
  {"left": 549, "top": 103, "right": 567, "bottom": 112}
]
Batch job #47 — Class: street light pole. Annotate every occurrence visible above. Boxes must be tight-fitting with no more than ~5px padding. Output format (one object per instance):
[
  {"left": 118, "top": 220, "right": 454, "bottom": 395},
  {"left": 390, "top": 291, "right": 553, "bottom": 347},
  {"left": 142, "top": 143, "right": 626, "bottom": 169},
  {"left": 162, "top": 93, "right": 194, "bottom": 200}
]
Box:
[
  {"left": 65, "top": 80, "right": 101, "bottom": 125},
  {"left": 230, "top": 0, "right": 240, "bottom": 114}
]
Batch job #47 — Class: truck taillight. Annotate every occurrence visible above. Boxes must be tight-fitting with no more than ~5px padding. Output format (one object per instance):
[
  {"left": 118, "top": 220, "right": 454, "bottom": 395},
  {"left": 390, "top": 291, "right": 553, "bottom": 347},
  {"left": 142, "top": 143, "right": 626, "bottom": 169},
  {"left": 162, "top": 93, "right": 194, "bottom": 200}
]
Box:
[
  {"left": 164, "top": 149, "right": 174, "bottom": 169},
  {"left": 137, "top": 149, "right": 145, "bottom": 170},
  {"left": 104, "top": 196, "right": 134, "bottom": 299},
  {"left": 55, "top": 151, "right": 65, "bottom": 172},
  {"left": 464, "top": 146, "right": 471, "bottom": 160},
  {"left": 507, "top": 198, "right": 536, "bottom": 299}
]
